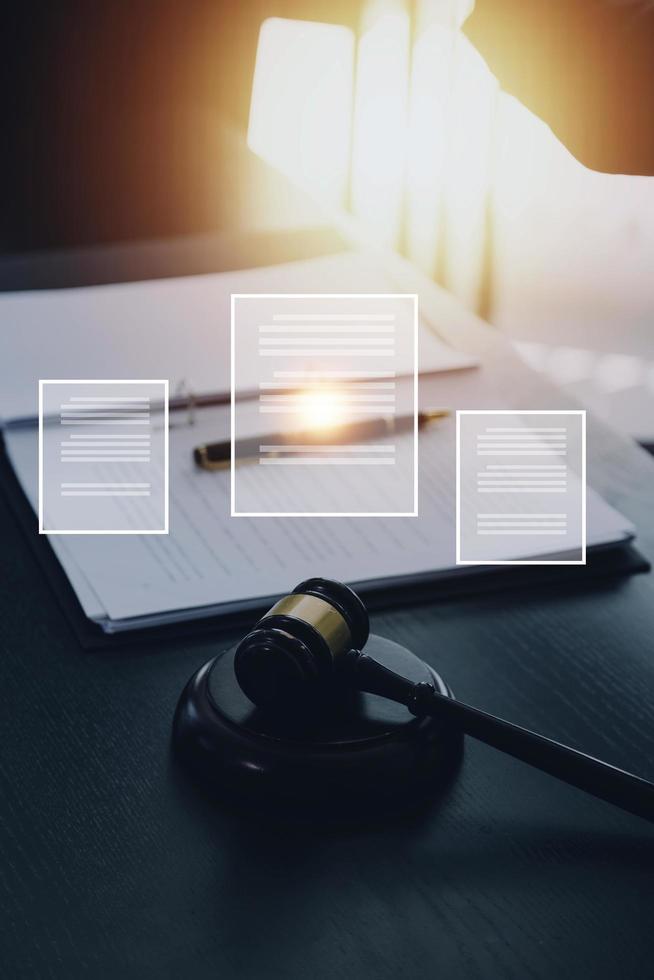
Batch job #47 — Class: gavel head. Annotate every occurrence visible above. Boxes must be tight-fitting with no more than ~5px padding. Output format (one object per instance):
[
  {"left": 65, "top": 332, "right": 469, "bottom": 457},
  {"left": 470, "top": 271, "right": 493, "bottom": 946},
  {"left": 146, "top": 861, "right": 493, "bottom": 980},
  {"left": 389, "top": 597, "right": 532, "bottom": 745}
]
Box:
[{"left": 233, "top": 578, "right": 369, "bottom": 712}]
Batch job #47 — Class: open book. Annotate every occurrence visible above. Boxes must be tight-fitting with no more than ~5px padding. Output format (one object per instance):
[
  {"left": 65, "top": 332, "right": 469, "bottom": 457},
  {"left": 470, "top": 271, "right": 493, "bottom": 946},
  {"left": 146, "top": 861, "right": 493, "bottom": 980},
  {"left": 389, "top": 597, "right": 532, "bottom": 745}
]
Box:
[{"left": 0, "top": 251, "right": 635, "bottom": 633}]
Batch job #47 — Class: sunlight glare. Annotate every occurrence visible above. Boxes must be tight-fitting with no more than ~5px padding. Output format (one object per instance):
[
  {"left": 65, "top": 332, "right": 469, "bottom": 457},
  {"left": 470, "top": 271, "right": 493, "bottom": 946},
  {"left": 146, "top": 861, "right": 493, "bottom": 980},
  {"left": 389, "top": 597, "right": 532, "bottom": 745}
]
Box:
[
  {"left": 301, "top": 388, "right": 345, "bottom": 431},
  {"left": 247, "top": 18, "right": 354, "bottom": 208},
  {"left": 350, "top": 3, "right": 411, "bottom": 247}
]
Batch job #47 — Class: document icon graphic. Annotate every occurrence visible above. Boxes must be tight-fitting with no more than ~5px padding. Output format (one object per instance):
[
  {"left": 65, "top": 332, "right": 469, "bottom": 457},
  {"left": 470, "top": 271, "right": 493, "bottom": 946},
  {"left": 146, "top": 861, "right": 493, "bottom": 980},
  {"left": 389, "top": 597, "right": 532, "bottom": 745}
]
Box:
[
  {"left": 456, "top": 410, "right": 586, "bottom": 564},
  {"left": 231, "top": 294, "right": 418, "bottom": 516},
  {"left": 39, "top": 380, "right": 169, "bottom": 534}
]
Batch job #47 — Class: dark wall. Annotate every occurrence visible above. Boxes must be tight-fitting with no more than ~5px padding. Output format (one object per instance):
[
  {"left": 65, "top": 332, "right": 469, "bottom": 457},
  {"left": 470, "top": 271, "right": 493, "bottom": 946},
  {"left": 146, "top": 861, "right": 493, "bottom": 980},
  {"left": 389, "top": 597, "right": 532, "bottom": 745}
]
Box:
[{"left": 2, "top": 0, "right": 361, "bottom": 254}]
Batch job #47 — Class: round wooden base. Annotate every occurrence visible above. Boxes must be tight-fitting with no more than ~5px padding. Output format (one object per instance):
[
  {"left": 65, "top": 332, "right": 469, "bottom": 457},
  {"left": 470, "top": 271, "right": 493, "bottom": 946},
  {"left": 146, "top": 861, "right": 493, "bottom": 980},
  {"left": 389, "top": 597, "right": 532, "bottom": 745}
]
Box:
[{"left": 173, "top": 635, "right": 463, "bottom": 818}]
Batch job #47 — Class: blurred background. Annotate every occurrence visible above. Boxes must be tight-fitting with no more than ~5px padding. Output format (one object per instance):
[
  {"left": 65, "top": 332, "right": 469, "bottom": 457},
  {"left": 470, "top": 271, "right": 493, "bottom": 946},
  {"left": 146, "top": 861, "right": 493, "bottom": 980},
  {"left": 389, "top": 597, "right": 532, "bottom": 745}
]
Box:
[{"left": 4, "top": 0, "right": 654, "bottom": 438}]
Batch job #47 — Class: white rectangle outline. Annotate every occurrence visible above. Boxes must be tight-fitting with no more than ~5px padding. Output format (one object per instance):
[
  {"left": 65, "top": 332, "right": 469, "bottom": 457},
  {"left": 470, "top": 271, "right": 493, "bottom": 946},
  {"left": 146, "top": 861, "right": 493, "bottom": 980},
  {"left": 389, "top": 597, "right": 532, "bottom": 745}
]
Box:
[
  {"left": 38, "top": 379, "right": 169, "bottom": 535},
  {"left": 456, "top": 409, "right": 586, "bottom": 565},
  {"left": 230, "top": 294, "right": 419, "bottom": 518}
]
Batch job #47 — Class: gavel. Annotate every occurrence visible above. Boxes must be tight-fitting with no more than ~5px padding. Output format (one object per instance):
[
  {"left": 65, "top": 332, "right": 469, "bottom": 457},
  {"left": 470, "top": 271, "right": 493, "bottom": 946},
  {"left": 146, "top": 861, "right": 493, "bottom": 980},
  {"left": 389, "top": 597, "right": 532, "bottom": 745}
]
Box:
[{"left": 226, "top": 578, "right": 654, "bottom": 823}]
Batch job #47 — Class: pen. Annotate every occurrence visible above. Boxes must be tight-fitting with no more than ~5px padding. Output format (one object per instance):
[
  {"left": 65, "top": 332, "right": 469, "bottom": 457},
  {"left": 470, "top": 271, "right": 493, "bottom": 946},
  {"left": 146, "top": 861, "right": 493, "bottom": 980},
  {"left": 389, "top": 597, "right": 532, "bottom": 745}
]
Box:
[{"left": 193, "top": 408, "right": 450, "bottom": 470}]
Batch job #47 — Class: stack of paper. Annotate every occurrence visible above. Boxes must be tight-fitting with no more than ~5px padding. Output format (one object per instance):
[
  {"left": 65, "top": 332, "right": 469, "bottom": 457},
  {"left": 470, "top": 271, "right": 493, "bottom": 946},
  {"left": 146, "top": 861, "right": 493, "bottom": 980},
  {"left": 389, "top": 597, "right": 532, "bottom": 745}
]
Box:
[{"left": 0, "top": 251, "right": 634, "bottom": 633}]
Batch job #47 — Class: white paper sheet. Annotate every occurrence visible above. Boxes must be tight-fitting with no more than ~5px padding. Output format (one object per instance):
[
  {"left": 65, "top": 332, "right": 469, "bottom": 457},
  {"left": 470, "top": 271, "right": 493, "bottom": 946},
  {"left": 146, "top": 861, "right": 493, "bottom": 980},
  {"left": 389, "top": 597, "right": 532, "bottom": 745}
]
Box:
[{"left": 5, "top": 402, "right": 633, "bottom": 631}]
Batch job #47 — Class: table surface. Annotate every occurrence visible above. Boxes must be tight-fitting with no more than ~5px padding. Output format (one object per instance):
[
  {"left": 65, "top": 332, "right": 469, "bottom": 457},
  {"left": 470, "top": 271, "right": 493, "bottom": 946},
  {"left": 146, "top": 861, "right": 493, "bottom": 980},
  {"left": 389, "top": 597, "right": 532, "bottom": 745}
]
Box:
[{"left": 1, "top": 227, "right": 654, "bottom": 980}]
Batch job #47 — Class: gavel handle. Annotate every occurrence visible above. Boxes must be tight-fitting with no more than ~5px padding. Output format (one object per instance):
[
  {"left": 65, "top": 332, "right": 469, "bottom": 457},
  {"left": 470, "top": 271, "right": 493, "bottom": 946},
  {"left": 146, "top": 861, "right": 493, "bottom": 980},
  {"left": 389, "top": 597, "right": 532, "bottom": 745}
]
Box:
[{"left": 350, "top": 653, "right": 654, "bottom": 823}]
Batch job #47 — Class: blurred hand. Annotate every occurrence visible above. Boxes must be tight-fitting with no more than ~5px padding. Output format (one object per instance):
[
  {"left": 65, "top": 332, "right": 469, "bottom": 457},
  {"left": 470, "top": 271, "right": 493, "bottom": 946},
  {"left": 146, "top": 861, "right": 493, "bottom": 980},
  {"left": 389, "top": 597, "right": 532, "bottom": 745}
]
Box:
[{"left": 465, "top": 0, "right": 654, "bottom": 175}]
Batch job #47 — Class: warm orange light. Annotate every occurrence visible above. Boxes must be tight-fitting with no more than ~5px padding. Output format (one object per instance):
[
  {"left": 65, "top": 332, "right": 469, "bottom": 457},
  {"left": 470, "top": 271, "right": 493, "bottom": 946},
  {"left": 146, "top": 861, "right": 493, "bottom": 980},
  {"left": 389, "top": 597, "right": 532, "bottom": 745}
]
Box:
[
  {"left": 300, "top": 388, "right": 344, "bottom": 430},
  {"left": 246, "top": 2, "right": 647, "bottom": 325}
]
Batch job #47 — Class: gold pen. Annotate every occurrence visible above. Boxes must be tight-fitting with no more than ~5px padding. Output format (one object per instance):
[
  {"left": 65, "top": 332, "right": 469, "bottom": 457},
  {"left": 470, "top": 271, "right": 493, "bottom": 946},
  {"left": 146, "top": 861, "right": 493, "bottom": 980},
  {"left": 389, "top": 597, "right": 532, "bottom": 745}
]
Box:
[{"left": 193, "top": 408, "right": 450, "bottom": 471}]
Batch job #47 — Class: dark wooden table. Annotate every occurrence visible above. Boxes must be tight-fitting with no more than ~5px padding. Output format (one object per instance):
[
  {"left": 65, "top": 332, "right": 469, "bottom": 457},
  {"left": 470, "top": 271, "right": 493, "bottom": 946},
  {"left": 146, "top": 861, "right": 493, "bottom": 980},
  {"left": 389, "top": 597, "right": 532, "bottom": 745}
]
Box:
[{"left": 2, "top": 229, "right": 654, "bottom": 980}]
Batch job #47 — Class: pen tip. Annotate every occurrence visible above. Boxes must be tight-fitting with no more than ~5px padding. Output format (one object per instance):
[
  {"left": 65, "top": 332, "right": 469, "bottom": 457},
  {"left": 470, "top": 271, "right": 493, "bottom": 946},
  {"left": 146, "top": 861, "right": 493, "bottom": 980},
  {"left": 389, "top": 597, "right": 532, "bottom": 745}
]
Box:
[{"left": 420, "top": 409, "right": 451, "bottom": 424}]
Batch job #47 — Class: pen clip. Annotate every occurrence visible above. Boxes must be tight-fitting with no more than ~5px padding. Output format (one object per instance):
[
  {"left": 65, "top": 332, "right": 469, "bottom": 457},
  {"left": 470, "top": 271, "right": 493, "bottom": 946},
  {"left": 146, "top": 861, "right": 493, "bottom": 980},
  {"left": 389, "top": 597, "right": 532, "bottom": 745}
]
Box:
[{"left": 170, "top": 379, "right": 197, "bottom": 429}]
